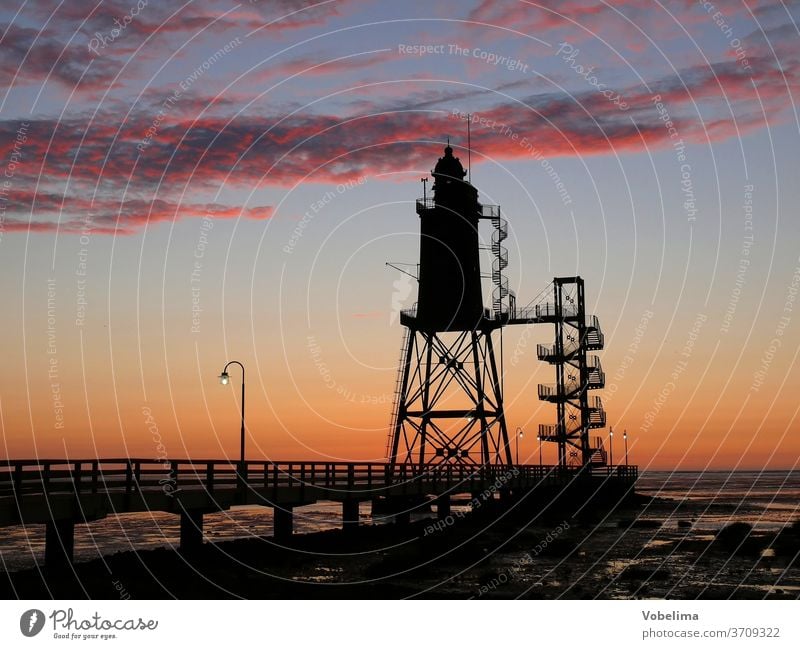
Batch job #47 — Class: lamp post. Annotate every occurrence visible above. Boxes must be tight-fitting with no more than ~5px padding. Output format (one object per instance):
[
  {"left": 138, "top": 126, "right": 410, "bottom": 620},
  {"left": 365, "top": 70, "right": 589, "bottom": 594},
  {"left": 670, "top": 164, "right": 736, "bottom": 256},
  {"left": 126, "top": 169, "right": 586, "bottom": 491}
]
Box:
[
  {"left": 609, "top": 427, "right": 614, "bottom": 472},
  {"left": 624, "top": 429, "right": 628, "bottom": 466},
  {"left": 515, "top": 427, "right": 524, "bottom": 465},
  {"left": 219, "top": 361, "right": 246, "bottom": 489},
  {"left": 537, "top": 434, "right": 542, "bottom": 467}
]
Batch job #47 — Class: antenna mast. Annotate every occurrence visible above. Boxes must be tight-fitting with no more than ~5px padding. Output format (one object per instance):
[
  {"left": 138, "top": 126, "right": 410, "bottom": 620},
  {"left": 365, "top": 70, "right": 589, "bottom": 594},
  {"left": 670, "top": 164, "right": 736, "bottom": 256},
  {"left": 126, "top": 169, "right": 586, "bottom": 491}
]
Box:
[{"left": 467, "top": 113, "right": 472, "bottom": 183}]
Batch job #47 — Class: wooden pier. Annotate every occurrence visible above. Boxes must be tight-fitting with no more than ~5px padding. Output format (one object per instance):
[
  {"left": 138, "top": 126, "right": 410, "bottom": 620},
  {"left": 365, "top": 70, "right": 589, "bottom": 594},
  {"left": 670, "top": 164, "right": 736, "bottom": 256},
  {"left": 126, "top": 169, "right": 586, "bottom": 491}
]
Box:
[{"left": 0, "top": 459, "right": 638, "bottom": 570}]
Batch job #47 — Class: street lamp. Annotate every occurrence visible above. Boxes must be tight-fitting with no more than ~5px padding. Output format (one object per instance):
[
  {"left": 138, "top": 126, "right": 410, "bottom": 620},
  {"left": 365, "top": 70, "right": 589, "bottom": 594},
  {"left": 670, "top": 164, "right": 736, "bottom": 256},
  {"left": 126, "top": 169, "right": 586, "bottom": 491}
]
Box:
[
  {"left": 609, "top": 427, "right": 614, "bottom": 472},
  {"left": 515, "top": 427, "right": 524, "bottom": 465},
  {"left": 624, "top": 429, "right": 628, "bottom": 466},
  {"left": 219, "top": 361, "right": 246, "bottom": 483},
  {"left": 537, "top": 434, "right": 542, "bottom": 467}
]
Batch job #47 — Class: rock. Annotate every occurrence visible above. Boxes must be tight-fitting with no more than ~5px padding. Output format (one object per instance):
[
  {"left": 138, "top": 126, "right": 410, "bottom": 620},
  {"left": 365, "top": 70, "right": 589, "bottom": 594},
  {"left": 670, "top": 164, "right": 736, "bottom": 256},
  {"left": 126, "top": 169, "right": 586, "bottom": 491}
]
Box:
[{"left": 714, "top": 522, "right": 763, "bottom": 556}]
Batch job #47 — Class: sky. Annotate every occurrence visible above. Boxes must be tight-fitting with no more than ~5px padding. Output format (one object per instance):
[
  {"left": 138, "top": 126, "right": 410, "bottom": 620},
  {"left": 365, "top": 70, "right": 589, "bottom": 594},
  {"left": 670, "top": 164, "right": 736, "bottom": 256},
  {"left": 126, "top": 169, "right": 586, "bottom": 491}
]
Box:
[{"left": 0, "top": 0, "right": 799, "bottom": 471}]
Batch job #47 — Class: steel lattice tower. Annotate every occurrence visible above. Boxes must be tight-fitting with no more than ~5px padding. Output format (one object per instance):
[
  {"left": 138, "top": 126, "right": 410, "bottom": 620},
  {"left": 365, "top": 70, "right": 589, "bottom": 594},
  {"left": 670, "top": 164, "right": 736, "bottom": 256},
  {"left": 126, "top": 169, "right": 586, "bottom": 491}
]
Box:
[
  {"left": 386, "top": 145, "right": 610, "bottom": 473},
  {"left": 534, "top": 278, "right": 607, "bottom": 467}
]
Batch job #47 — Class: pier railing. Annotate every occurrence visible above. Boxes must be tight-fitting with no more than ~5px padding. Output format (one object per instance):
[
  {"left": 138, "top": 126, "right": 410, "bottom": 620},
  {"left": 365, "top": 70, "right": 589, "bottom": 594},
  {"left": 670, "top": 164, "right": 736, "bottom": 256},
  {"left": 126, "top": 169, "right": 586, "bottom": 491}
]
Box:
[{"left": 0, "top": 459, "right": 637, "bottom": 499}]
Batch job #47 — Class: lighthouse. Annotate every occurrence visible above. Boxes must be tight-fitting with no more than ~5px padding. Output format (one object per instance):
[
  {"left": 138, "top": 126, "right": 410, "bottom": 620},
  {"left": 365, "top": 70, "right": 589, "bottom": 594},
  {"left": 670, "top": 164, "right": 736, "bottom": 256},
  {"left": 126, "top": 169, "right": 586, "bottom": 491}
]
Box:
[
  {"left": 385, "top": 143, "right": 610, "bottom": 472},
  {"left": 387, "top": 144, "right": 512, "bottom": 470},
  {"left": 415, "top": 144, "right": 485, "bottom": 331}
]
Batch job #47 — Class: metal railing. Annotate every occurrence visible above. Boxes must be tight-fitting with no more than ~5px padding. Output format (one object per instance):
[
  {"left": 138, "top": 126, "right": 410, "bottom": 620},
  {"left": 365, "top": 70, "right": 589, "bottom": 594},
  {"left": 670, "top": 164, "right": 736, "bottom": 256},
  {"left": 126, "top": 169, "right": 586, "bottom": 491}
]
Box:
[
  {"left": 415, "top": 197, "right": 435, "bottom": 213},
  {"left": 480, "top": 204, "right": 500, "bottom": 218}
]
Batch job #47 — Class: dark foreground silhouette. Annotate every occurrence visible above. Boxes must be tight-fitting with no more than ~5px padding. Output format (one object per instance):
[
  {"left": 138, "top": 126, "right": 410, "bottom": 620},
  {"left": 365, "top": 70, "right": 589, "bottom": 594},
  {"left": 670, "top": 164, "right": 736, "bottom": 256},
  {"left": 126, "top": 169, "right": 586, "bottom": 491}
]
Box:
[{"left": 2, "top": 493, "right": 798, "bottom": 599}]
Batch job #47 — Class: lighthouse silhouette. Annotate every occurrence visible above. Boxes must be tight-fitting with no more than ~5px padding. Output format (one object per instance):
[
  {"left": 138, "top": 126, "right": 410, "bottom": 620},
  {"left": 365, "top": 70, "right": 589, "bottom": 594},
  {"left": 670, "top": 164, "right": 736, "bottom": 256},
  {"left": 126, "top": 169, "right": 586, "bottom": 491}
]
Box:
[
  {"left": 387, "top": 143, "right": 513, "bottom": 469},
  {"left": 416, "top": 143, "right": 485, "bottom": 331}
]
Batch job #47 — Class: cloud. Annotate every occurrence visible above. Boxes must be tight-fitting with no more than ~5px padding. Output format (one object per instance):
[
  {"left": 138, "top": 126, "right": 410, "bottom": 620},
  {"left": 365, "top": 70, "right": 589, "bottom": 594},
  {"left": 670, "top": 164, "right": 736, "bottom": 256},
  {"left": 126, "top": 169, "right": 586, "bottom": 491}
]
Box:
[
  {"left": 0, "top": 22, "right": 124, "bottom": 90},
  {"left": 239, "top": 0, "right": 355, "bottom": 33},
  {"left": 247, "top": 48, "right": 397, "bottom": 85},
  {"left": 1, "top": 191, "right": 272, "bottom": 235},
  {"left": 0, "top": 0, "right": 361, "bottom": 91},
  {"left": 467, "top": 0, "right": 775, "bottom": 35},
  {"left": 1, "top": 27, "right": 796, "bottom": 236}
]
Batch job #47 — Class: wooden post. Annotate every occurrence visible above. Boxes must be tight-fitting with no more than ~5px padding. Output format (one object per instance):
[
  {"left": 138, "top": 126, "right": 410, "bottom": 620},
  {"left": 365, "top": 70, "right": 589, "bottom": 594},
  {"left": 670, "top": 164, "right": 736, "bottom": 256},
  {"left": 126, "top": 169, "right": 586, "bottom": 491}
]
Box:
[
  {"left": 45, "top": 519, "right": 75, "bottom": 572},
  {"left": 179, "top": 510, "right": 204, "bottom": 552},
  {"left": 125, "top": 461, "right": 133, "bottom": 495},
  {"left": 274, "top": 506, "right": 293, "bottom": 542},
  {"left": 206, "top": 462, "right": 214, "bottom": 493},
  {"left": 170, "top": 461, "right": 179, "bottom": 493},
  {"left": 437, "top": 494, "right": 451, "bottom": 519},
  {"left": 342, "top": 499, "right": 359, "bottom": 532},
  {"left": 300, "top": 464, "right": 306, "bottom": 500},
  {"left": 74, "top": 462, "right": 82, "bottom": 495}
]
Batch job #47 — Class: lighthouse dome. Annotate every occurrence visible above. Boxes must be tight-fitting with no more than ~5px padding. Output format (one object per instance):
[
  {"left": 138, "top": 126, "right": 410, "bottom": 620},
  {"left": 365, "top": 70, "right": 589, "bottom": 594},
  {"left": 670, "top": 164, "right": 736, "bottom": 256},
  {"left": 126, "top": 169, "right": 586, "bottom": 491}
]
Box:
[{"left": 433, "top": 144, "right": 466, "bottom": 180}]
